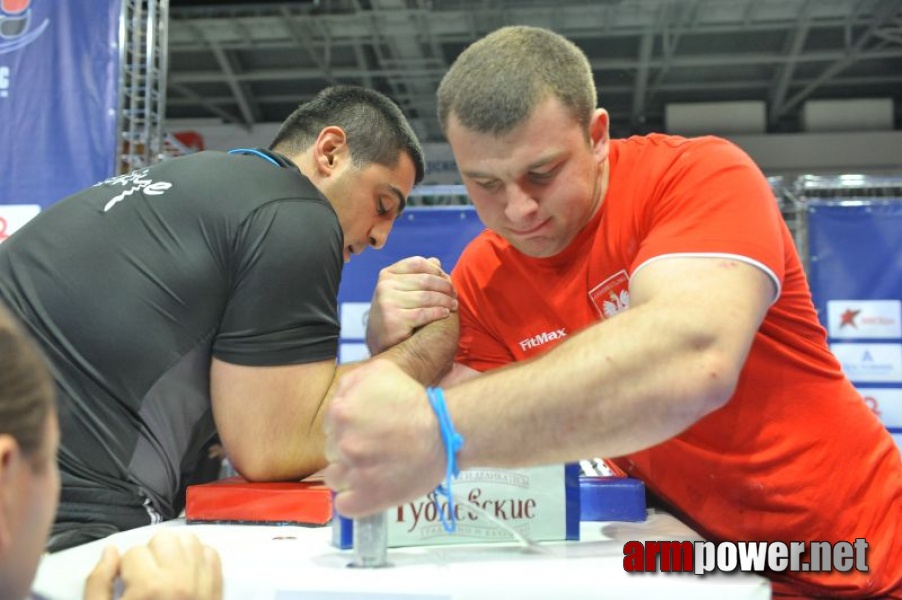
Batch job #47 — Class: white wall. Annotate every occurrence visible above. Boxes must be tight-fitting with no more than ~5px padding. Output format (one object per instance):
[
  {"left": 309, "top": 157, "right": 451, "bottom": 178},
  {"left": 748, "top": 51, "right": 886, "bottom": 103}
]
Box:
[
  {"left": 167, "top": 121, "right": 280, "bottom": 152},
  {"left": 725, "top": 130, "right": 902, "bottom": 176}
]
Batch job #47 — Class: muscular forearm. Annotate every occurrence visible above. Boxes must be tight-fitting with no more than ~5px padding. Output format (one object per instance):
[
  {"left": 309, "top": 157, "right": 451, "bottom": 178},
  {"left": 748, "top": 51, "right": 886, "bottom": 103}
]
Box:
[
  {"left": 447, "top": 303, "right": 751, "bottom": 470},
  {"left": 442, "top": 258, "right": 773, "bottom": 470},
  {"left": 267, "top": 314, "right": 459, "bottom": 478},
  {"left": 379, "top": 313, "right": 459, "bottom": 385},
  {"left": 320, "top": 298, "right": 753, "bottom": 519}
]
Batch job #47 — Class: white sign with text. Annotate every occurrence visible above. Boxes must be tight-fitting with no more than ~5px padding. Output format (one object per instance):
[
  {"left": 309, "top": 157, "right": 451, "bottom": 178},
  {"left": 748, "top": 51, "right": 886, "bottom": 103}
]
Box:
[
  {"left": 831, "top": 343, "right": 902, "bottom": 383},
  {"left": 827, "top": 300, "right": 902, "bottom": 339}
]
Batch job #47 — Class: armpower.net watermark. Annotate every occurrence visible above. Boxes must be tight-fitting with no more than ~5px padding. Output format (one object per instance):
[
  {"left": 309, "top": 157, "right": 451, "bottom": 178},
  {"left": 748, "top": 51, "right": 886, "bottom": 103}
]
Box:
[{"left": 623, "top": 539, "right": 869, "bottom": 574}]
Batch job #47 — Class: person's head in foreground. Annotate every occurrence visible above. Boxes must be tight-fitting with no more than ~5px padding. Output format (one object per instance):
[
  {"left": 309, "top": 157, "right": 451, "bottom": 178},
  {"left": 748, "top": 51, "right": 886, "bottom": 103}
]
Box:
[
  {"left": 0, "top": 309, "right": 223, "bottom": 600},
  {"left": 0, "top": 306, "right": 59, "bottom": 600}
]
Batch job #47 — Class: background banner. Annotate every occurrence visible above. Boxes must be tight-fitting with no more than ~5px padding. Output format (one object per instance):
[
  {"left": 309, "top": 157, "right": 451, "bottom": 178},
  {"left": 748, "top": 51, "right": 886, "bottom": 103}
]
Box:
[
  {"left": 0, "top": 0, "right": 121, "bottom": 209},
  {"left": 807, "top": 200, "right": 902, "bottom": 446}
]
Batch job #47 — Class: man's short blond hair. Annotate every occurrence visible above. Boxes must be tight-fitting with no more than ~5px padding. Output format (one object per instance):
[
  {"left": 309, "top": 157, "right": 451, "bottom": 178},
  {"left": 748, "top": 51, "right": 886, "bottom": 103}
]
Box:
[{"left": 437, "top": 26, "right": 596, "bottom": 136}]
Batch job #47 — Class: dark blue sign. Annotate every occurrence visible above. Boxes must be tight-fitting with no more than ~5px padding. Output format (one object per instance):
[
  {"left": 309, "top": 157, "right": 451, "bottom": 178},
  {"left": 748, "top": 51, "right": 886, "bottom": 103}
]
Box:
[
  {"left": 0, "top": 0, "right": 121, "bottom": 206},
  {"left": 807, "top": 199, "right": 902, "bottom": 440},
  {"left": 338, "top": 206, "right": 485, "bottom": 305}
]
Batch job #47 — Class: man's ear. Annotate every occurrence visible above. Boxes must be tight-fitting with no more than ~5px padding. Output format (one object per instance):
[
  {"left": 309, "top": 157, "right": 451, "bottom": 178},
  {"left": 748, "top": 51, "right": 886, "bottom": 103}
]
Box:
[
  {"left": 0, "top": 435, "right": 23, "bottom": 556},
  {"left": 313, "top": 126, "right": 349, "bottom": 176},
  {"left": 589, "top": 108, "right": 610, "bottom": 163}
]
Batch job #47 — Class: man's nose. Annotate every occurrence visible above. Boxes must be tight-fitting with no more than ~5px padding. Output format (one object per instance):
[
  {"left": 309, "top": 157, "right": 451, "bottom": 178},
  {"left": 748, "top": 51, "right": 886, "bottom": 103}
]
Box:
[
  {"left": 369, "top": 220, "right": 394, "bottom": 249},
  {"left": 504, "top": 185, "right": 539, "bottom": 223}
]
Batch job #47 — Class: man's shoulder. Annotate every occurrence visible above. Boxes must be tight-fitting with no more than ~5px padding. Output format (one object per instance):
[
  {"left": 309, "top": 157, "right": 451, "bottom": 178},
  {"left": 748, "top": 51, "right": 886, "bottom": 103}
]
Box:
[
  {"left": 613, "top": 132, "right": 736, "bottom": 157},
  {"left": 611, "top": 133, "right": 754, "bottom": 188},
  {"left": 148, "top": 151, "right": 328, "bottom": 215}
]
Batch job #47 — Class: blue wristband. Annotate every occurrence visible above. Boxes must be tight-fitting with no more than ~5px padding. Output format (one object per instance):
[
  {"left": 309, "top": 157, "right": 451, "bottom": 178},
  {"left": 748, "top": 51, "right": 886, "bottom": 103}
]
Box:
[{"left": 426, "top": 386, "right": 464, "bottom": 533}]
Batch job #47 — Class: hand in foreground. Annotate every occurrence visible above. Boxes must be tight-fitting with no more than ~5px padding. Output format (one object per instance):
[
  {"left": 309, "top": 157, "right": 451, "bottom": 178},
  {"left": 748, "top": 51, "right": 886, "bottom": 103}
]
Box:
[
  {"left": 83, "top": 530, "right": 222, "bottom": 600},
  {"left": 324, "top": 359, "right": 446, "bottom": 518},
  {"left": 365, "top": 256, "right": 458, "bottom": 354}
]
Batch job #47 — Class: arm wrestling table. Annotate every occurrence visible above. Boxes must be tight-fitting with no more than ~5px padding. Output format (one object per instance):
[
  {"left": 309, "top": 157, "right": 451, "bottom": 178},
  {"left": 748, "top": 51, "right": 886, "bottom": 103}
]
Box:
[{"left": 32, "top": 510, "right": 771, "bottom": 600}]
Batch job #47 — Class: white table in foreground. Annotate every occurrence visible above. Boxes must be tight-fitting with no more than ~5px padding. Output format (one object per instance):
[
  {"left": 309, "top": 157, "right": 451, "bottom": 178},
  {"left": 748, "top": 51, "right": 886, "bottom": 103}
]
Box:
[{"left": 34, "top": 511, "right": 770, "bottom": 599}]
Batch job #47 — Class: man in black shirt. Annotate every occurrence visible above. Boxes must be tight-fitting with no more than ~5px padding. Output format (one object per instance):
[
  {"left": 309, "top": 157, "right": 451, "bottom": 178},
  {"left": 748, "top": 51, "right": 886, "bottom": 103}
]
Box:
[{"left": 0, "top": 86, "right": 458, "bottom": 550}]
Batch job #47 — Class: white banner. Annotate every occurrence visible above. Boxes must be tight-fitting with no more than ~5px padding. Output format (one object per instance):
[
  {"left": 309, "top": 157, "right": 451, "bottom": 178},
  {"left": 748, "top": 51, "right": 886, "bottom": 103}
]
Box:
[
  {"left": 855, "top": 387, "right": 902, "bottom": 429},
  {"left": 334, "top": 465, "right": 579, "bottom": 548},
  {"left": 339, "top": 301, "right": 371, "bottom": 340},
  {"left": 830, "top": 343, "right": 902, "bottom": 383},
  {"left": 0, "top": 203, "right": 39, "bottom": 243},
  {"left": 827, "top": 300, "right": 902, "bottom": 339}
]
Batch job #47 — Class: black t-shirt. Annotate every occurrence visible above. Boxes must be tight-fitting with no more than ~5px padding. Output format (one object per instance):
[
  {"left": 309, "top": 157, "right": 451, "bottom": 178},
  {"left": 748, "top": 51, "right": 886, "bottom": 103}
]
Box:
[{"left": 0, "top": 150, "right": 343, "bottom": 520}]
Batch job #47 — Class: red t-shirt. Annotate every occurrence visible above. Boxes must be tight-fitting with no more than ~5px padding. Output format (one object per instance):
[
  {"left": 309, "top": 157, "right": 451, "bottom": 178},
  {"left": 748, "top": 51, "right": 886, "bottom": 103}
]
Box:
[{"left": 452, "top": 134, "right": 902, "bottom": 597}]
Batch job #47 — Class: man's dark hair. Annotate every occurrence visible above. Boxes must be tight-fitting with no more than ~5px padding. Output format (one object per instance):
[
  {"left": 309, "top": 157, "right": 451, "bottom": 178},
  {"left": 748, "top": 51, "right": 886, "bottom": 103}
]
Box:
[{"left": 270, "top": 86, "right": 425, "bottom": 185}]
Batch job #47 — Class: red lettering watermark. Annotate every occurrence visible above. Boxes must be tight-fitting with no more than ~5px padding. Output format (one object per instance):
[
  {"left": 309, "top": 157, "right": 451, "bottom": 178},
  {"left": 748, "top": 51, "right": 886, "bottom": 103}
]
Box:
[{"left": 623, "top": 539, "right": 869, "bottom": 574}]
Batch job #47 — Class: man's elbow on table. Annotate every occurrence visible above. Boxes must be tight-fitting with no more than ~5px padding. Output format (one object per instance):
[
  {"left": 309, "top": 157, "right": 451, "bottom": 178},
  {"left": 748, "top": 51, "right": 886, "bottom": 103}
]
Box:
[
  {"left": 210, "top": 357, "right": 335, "bottom": 482},
  {"left": 227, "top": 443, "right": 326, "bottom": 483}
]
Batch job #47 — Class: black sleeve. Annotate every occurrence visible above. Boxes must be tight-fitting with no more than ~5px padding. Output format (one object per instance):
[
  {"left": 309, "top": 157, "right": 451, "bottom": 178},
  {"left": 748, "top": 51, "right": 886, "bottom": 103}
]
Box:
[{"left": 212, "top": 198, "right": 343, "bottom": 366}]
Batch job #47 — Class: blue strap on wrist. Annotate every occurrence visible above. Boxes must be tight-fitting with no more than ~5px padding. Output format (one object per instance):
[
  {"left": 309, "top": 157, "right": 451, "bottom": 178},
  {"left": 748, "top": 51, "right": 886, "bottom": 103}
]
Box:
[{"left": 426, "top": 386, "right": 464, "bottom": 533}]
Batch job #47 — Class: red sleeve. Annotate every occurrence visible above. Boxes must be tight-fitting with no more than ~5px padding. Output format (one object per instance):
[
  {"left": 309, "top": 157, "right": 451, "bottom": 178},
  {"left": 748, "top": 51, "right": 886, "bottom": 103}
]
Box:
[{"left": 631, "top": 137, "right": 785, "bottom": 292}]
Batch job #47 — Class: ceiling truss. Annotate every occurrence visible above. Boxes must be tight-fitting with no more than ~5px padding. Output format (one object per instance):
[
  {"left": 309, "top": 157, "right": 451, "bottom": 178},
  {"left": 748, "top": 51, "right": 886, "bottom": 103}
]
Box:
[{"left": 166, "top": 0, "right": 902, "bottom": 140}]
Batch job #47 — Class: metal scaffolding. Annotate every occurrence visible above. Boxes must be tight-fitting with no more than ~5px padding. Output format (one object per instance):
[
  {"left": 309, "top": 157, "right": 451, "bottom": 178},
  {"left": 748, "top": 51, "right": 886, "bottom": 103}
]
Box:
[
  {"left": 116, "top": 0, "right": 170, "bottom": 174},
  {"left": 781, "top": 174, "right": 902, "bottom": 275}
]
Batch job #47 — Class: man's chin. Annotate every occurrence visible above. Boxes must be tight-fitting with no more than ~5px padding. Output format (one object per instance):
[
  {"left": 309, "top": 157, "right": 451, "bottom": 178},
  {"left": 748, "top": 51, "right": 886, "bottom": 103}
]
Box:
[{"left": 507, "top": 237, "right": 564, "bottom": 259}]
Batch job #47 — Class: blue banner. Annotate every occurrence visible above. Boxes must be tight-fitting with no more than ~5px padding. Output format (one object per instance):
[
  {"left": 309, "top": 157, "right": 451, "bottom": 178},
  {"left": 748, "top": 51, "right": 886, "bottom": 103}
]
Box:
[
  {"left": 337, "top": 206, "right": 485, "bottom": 364},
  {"left": 0, "top": 0, "right": 121, "bottom": 207},
  {"left": 807, "top": 200, "right": 902, "bottom": 446}
]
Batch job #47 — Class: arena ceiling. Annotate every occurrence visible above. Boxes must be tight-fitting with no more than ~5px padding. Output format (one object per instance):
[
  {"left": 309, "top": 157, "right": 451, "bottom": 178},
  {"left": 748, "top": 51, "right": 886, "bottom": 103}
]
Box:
[{"left": 165, "top": 0, "right": 902, "bottom": 141}]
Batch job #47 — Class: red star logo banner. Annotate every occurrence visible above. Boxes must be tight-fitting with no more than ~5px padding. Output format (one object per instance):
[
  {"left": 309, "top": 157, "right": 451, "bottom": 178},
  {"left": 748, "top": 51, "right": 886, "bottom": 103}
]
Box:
[{"left": 839, "top": 309, "right": 861, "bottom": 328}]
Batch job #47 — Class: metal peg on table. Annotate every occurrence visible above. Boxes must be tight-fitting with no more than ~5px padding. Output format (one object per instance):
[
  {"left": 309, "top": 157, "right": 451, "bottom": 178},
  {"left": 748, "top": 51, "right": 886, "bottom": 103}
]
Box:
[{"left": 351, "top": 510, "right": 390, "bottom": 568}]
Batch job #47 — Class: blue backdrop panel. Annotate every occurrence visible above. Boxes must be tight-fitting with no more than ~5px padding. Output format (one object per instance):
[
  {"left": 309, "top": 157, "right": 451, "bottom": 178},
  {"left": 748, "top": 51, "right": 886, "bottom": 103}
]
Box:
[
  {"left": 808, "top": 202, "right": 902, "bottom": 304},
  {"left": 0, "top": 0, "right": 121, "bottom": 206},
  {"left": 338, "top": 206, "right": 484, "bottom": 304},
  {"left": 337, "top": 206, "right": 484, "bottom": 361},
  {"left": 807, "top": 200, "right": 902, "bottom": 438}
]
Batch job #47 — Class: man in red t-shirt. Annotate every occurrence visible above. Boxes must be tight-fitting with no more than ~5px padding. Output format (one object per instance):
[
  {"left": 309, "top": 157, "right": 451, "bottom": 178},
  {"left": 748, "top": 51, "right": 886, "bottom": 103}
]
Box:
[{"left": 323, "top": 26, "right": 902, "bottom": 598}]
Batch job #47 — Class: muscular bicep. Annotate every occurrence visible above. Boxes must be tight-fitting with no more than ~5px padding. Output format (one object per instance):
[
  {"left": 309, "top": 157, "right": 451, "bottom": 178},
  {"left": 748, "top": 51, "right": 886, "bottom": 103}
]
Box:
[
  {"left": 630, "top": 256, "right": 776, "bottom": 366},
  {"left": 210, "top": 356, "right": 337, "bottom": 481}
]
